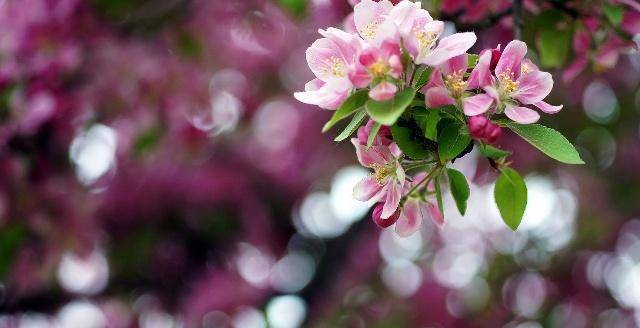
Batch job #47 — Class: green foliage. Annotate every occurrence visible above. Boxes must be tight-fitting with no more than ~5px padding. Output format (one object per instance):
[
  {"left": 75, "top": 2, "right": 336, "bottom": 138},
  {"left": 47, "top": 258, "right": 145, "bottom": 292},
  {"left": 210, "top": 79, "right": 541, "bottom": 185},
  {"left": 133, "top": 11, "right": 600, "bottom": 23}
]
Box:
[
  {"left": 323, "top": 90, "right": 369, "bottom": 132},
  {"left": 134, "top": 126, "right": 163, "bottom": 157},
  {"left": 367, "top": 122, "right": 382, "bottom": 147},
  {"left": 390, "top": 123, "right": 431, "bottom": 160},
  {"left": 603, "top": 4, "right": 624, "bottom": 26},
  {"left": 435, "top": 173, "right": 444, "bottom": 216},
  {"left": 334, "top": 110, "right": 367, "bottom": 141},
  {"left": 447, "top": 168, "right": 470, "bottom": 216},
  {"left": 494, "top": 168, "right": 527, "bottom": 231},
  {"left": 413, "top": 66, "right": 433, "bottom": 89},
  {"left": 437, "top": 121, "right": 471, "bottom": 163},
  {"left": 277, "top": 0, "right": 307, "bottom": 18},
  {"left": 366, "top": 88, "right": 416, "bottom": 126},
  {"left": 503, "top": 122, "right": 584, "bottom": 164},
  {"left": 533, "top": 10, "right": 573, "bottom": 68},
  {"left": 478, "top": 143, "right": 511, "bottom": 160},
  {"left": 0, "top": 225, "right": 27, "bottom": 278},
  {"left": 413, "top": 108, "right": 441, "bottom": 141}
]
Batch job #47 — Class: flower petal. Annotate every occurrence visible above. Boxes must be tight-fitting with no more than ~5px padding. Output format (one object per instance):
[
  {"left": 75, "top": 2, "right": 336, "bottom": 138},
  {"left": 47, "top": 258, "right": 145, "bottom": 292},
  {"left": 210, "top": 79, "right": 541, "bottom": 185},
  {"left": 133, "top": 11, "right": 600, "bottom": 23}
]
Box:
[
  {"left": 353, "top": 175, "right": 384, "bottom": 201},
  {"left": 426, "top": 202, "right": 444, "bottom": 227},
  {"left": 462, "top": 93, "right": 493, "bottom": 116},
  {"left": 468, "top": 50, "right": 492, "bottom": 89},
  {"left": 351, "top": 138, "right": 388, "bottom": 166},
  {"left": 495, "top": 40, "right": 527, "bottom": 78},
  {"left": 514, "top": 70, "right": 553, "bottom": 105},
  {"left": 395, "top": 200, "right": 423, "bottom": 237},
  {"left": 441, "top": 53, "right": 468, "bottom": 76},
  {"left": 533, "top": 100, "right": 563, "bottom": 114},
  {"left": 504, "top": 105, "right": 540, "bottom": 124},
  {"left": 422, "top": 32, "right": 477, "bottom": 66},
  {"left": 381, "top": 181, "right": 402, "bottom": 219},
  {"left": 294, "top": 80, "right": 350, "bottom": 110},
  {"left": 369, "top": 82, "right": 398, "bottom": 102},
  {"left": 424, "top": 86, "right": 455, "bottom": 107},
  {"left": 354, "top": 0, "right": 395, "bottom": 45}
]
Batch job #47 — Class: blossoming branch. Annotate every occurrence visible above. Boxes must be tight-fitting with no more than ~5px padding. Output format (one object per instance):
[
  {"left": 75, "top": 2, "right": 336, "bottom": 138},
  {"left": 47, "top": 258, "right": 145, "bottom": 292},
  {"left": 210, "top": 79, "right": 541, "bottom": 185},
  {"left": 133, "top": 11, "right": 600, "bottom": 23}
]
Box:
[{"left": 295, "top": 0, "right": 584, "bottom": 237}]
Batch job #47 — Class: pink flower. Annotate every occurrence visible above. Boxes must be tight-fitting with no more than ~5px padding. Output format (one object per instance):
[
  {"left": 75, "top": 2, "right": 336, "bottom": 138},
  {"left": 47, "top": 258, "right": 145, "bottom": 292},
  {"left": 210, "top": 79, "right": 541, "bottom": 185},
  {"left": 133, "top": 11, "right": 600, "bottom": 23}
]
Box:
[
  {"left": 357, "top": 119, "right": 393, "bottom": 146},
  {"left": 349, "top": 39, "right": 403, "bottom": 101},
  {"left": 351, "top": 135, "right": 405, "bottom": 220},
  {"left": 422, "top": 52, "right": 494, "bottom": 116},
  {"left": 482, "top": 40, "right": 562, "bottom": 124},
  {"left": 388, "top": 1, "right": 477, "bottom": 65},
  {"left": 353, "top": 0, "right": 398, "bottom": 46},
  {"left": 372, "top": 203, "right": 401, "bottom": 228},
  {"left": 468, "top": 115, "right": 502, "bottom": 143},
  {"left": 394, "top": 175, "right": 444, "bottom": 237},
  {"left": 294, "top": 28, "right": 364, "bottom": 110}
]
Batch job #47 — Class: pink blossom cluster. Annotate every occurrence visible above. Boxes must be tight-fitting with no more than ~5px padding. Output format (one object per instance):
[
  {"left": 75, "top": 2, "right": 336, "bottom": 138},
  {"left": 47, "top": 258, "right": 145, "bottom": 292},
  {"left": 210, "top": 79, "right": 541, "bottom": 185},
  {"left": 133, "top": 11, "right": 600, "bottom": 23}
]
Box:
[{"left": 295, "top": 0, "right": 566, "bottom": 237}]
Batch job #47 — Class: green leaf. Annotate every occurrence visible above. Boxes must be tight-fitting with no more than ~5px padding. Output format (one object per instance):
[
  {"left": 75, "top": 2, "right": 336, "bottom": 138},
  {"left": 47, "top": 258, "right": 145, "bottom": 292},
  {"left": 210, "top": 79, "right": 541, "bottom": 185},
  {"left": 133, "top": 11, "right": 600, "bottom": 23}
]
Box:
[
  {"left": 478, "top": 143, "right": 511, "bottom": 160},
  {"left": 390, "top": 124, "right": 430, "bottom": 160},
  {"left": 277, "top": 0, "right": 307, "bottom": 17},
  {"left": 322, "top": 90, "right": 369, "bottom": 132},
  {"left": 413, "top": 66, "right": 433, "bottom": 89},
  {"left": 467, "top": 54, "right": 479, "bottom": 68},
  {"left": 435, "top": 173, "right": 444, "bottom": 217},
  {"left": 494, "top": 168, "right": 527, "bottom": 231},
  {"left": 447, "top": 168, "right": 470, "bottom": 216},
  {"left": 334, "top": 110, "right": 366, "bottom": 142},
  {"left": 438, "top": 122, "right": 471, "bottom": 163},
  {"left": 366, "top": 87, "right": 416, "bottom": 125},
  {"left": 603, "top": 4, "right": 624, "bottom": 26},
  {"left": 367, "top": 122, "right": 382, "bottom": 148},
  {"left": 413, "top": 109, "right": 441, "bottom": 141},
  {"left": 502, "top": 122, "right": 584, "bottom": 164}
]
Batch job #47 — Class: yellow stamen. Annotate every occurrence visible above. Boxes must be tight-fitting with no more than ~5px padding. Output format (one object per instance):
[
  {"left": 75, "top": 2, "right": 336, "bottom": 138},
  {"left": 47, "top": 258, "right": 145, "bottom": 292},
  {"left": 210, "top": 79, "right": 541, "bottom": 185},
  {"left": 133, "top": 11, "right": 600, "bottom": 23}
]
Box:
[
  {"left": 444, "top": 71, "right": 467, "bottom": 98},
  {"left": 327, "top": 57, "right": 346, "bottom": 77},
  {"left": 361, "top": 21, "right": 380, "bottom": 40},
  {"left": 371, "top": 163, "right": 394, "bottom": 184},
  {"left": 369, "top": 60, "right": 390, "bottom": 78},
  {"left": 497, "top": 70, "right": 519, "bottom": 95},
  {"left": 414, "top": 29, "right": 436, "bottom": 56}
]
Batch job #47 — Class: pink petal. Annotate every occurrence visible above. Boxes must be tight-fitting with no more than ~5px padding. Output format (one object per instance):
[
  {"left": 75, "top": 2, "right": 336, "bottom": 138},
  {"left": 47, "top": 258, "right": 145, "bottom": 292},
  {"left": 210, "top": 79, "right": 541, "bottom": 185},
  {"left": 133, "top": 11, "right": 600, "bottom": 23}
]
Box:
[
  {"left": 562, "top": 56, "right": 588, "bottom": 84},
  {"left": 462, "top": 94, "right": 493, "bottom": 116},
  {"left": 495, "top": 40, "right": 527, "bottom": 78},
  {"left": 504, "top": 105, "right": 540, "bottom": 124},
  {"left": 381, "top": 181, "right": 402, "bottom": 219},
  {"left": 468, "top": 50, "right": 492, "bottom": 89},
  {"left": 354, "top": 0, "right": 395, "bottom": 45},
  {"left": 395, "top": 199, "right": 423, "bottom": 237},
  {"left": 388, "top": 0, "right": 430, "bottom": 37},
  {"left": 349, "top": 63, "right": 373, "bottom": 88},
  {"left": 424, "top": 86, "right": 455, "bottom": 107},
  {"left": 294, "top": 80, "right": 350, "bottom": 110},
  {"left": 389, "top": 142, "right": 403, "bottom": 159},
  {"left": 440, "top": 53, "right": 468, "bottom": 76},
  {"left": 358, "top": 47, "right": 379, "bottom": 67},
  {"left": 422, "top": 32, "right": 477, "bottom": 66},
  {"left": 353, "top": 176, "right": 384, "bottom": 201},
  {"left": 351, "top": 138, "right": 388, "bottom": 166},
  {"left": 369, "top": 82, "right": 398, "bottom": 102},
  {"left": 514, "top": 70, "right": 553, "bottom": 105},
  {"left": 533, "top": 101, "right": 563, "bottom": 114},
  {"left": 380, "top": 39, "right": 402, "bottom": 60}
]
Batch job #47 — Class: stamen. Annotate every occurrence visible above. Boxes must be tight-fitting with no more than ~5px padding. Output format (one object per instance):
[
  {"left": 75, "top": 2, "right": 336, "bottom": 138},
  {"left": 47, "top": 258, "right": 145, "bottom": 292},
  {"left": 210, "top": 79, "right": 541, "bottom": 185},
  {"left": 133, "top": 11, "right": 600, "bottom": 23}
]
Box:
[
  {"left": 444, "top": 71, "right": 467, "bottom": 98},
  {"left": 497, "top": 70, "right": 519, "bottom": 95},
  {"left": 361, "top": 21, "right": 380, "bottom": 40},
  {"left": 369, "top": 60, "right": 390, "bottom": 78},
  {"left": 326, "top": 57, "right": 346, "bottom": 77},
  {"left": 371, "top": 163, "right": 394, "bottom": 184}
]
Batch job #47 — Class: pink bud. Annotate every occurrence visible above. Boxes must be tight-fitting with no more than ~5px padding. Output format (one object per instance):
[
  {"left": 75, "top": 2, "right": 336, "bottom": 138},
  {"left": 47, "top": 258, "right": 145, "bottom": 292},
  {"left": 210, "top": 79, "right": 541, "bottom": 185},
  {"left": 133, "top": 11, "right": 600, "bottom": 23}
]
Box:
[
  {"left": 357, "top": 119, "right": 392, "bottom": 145},
  {"left": 490, "top": 48, "right": 502, "bottom": 71},
  {"left": 372, "top": 203, "right": 400, "bottom": 228},
  {"left": 468, "top": 116, "right": 501, "bottom": 144}
]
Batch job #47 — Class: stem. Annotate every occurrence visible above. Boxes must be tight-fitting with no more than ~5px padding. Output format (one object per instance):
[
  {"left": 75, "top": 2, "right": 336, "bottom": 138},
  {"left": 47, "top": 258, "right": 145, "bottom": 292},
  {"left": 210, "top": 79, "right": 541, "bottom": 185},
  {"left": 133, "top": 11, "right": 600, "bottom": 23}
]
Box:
[
  {"left": 513, "top": 0, "right": 523, "bottom": 40},
  {"left": 402, "top": 165, "right": 442, "bottom": 204}
]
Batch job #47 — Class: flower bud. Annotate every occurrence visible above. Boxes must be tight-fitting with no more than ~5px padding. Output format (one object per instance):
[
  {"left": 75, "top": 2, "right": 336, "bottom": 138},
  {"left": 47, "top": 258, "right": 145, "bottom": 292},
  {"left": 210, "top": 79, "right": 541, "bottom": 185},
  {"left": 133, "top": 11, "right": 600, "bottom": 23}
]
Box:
[
  {"left": 468, "top": 116, "right": 501, "bottom": 144},
  {"left": 357, "top": 119, "right": 392, "bottom": 145},
  {"left": 372, "top": 203, "right": 400, "bottom": 228},
  {"left": 490, "top": 48, "right": 502, "bottom": 71}
]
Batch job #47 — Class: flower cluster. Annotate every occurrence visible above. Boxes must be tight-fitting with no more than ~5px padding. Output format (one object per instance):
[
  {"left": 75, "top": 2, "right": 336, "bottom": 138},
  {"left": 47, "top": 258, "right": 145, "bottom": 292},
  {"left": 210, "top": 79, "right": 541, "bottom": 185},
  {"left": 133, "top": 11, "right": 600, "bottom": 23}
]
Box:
[{"left": 296, "top": 0, "right": 584, "bottom": 236}]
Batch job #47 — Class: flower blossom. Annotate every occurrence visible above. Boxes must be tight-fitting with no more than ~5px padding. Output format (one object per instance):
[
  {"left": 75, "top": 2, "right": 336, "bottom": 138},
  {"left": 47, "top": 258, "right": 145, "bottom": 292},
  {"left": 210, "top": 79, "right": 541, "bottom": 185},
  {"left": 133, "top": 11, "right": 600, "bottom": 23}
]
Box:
[
  {"left": 422, "top": 52, "right": 494, "bottom": 115},
  {"left": 349, "top": 40, "right": 403, "bottom": 101},
  {"left": 388, "top": 1, "right": 477, "bottom": 65},
  {"left": 294, "top": 28, "right": 364, "bottom": 110},
  {"left": 394, "top": 174, "right": 444, "bottom": 237},
  {"left": 481, "top": 40, "right": 562, "bottom": 124},
  {"left": 352, "top": 123, "right": 405, "bottom": 220}
]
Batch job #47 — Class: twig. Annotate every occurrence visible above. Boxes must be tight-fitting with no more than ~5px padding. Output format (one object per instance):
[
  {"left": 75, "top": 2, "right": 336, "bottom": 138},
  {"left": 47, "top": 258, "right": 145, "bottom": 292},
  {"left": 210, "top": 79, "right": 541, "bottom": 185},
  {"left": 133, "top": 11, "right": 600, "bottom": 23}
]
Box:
[{"left": 513, "top": 0, "right": 523, "bottom": 40}]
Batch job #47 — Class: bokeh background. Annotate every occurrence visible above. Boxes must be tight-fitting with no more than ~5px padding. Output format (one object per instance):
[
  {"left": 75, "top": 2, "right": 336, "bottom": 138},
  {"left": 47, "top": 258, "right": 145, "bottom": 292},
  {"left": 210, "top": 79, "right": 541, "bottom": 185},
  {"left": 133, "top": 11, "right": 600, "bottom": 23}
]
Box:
[{"left": 0, "top": 0, "right": 639, "bottom": 327}]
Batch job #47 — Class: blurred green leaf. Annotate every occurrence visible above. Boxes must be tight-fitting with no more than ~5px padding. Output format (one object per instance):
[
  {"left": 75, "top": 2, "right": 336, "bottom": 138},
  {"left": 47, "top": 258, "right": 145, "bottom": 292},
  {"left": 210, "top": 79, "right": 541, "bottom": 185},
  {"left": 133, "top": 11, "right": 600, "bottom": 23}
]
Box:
[
  {"left": 366, "top": 88, "right": 415, "bottom": 126},
  {"left": 494, "top": 168, "right": 527, "bottom": 230},
  {"left": 277, "top": 0, "right": 307, "bottom": 18},
  {"left": 134, "top": 126, "right": 162, "bottom": 157},
  {"left": 0, "top": 225, "right": 27, "bottom": 278},
  {"left": 603, "top": 4, "right": 624, "bottom": 26},
  {"left": 534, "top": 10, "right": 573, "bottom": 68},
  {"left": 478, "top": 143, "right": 511, "bottom": 159}
]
